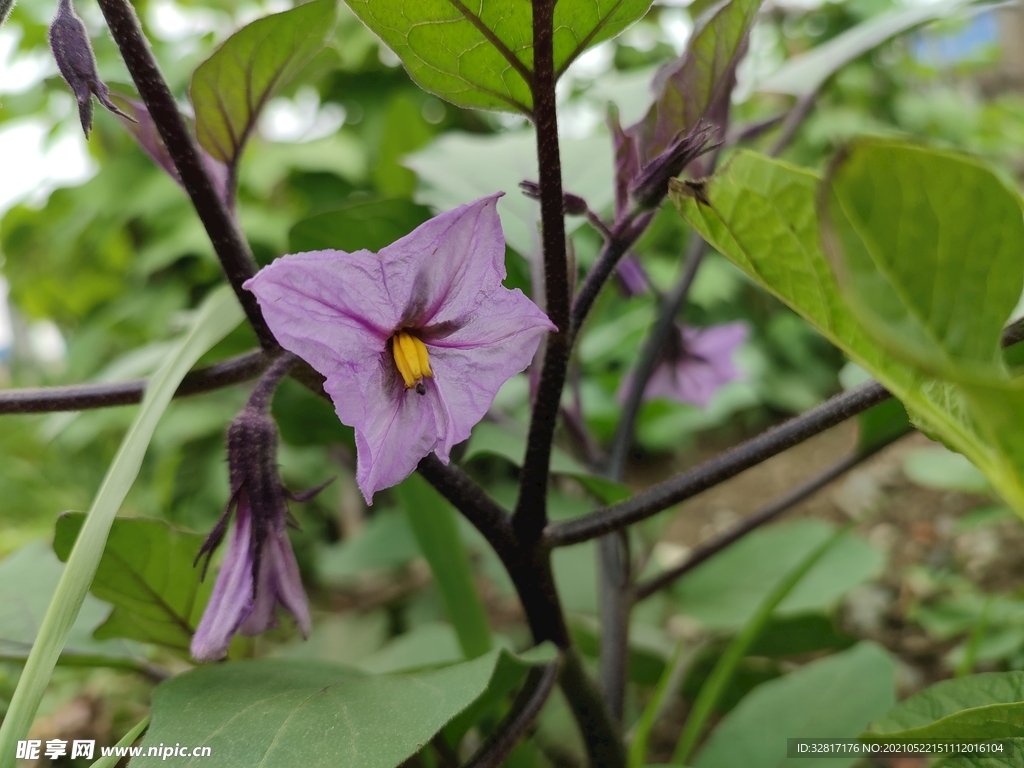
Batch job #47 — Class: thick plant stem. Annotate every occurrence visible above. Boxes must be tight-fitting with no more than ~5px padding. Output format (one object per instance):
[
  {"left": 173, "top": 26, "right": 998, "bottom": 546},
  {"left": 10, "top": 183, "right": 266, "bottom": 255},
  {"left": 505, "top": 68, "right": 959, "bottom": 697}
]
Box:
[
  {"left": 93, "top": 0, "right": 276, "bottom": 350},
  {"left": 514, "top": 0, "right": 570, "bottom": 540}
]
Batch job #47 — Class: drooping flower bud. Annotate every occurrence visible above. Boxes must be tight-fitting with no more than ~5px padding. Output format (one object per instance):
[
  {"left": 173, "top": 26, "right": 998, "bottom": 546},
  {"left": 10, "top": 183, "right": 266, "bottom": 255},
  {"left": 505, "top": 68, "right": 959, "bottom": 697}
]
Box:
[
  {"left": 48, "top": 0, "right": 133, "bottom": 136},
  {"left": 190, "top": 353, "right": 330, "bottom": 661}
]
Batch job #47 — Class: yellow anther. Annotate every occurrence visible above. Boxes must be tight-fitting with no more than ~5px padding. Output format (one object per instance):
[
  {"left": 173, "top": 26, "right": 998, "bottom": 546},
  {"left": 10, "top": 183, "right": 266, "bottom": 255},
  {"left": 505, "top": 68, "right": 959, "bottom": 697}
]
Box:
[{"left": 392, "top": 331, "right": 433, "bottom": 393}]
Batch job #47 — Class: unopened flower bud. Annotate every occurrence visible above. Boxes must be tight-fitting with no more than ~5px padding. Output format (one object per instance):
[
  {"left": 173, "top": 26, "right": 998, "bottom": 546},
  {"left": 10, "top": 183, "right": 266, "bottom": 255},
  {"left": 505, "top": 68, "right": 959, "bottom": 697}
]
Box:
[
  {"left": 0, "top": 0, "right": 15, "bottom": 30},
  {"left": 48, "top": 0, "right": 133, "bottom": 135},
  {"left": 630, "top": 121, "right": 720, "bottom": 210}
]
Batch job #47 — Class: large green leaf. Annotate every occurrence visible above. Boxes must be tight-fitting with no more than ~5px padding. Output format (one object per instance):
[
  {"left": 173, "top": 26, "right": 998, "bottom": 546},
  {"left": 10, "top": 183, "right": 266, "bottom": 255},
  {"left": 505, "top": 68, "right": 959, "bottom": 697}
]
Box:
[
  {"left": 0, "top": 285, "right": 244, "bottom": 767},
  {"left": 822, "top": 141, "right": 1024, "bottom": 512},
  {"left": 867, "top": 671, "right": 1024, "bottom": 742},
  {"left": 673, "top": 520, "right": 883, "bottom": 630},
  {"left": 53, "top": 513, "right": 212, "bottom": 653},
  {"left": 694, "top": 643, "right": 895, "bottom": 768},
  {"left": 0, "top": 542, "right": 140, "bottom": 665},
  {"left": 669, "top": 150, "right": 1024, "bottom": 515},
  {"left": 136, "top": 648, "right": 546, "bottom": 767},
  {"left": 344, "top": 0, "right": 652, "bottom": 114},
  {"left": 191, "top": 0, "right": 338, "bottom": 169},
  {"left": 822, "top": 141, "right": 1024, "bottom": 378}
]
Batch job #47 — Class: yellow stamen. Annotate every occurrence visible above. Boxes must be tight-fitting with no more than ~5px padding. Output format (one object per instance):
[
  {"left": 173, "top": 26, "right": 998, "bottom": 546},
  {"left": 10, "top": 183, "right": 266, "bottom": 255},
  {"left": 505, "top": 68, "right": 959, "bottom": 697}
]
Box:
[{"left": 392, "top": 331, "right": 433, "bottom": 393}]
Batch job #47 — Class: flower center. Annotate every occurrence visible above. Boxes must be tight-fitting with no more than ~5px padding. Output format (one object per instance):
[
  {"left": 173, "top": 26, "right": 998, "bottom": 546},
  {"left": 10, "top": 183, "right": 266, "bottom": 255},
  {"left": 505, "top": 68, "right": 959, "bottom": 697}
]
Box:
[{"left": 391, "top": 331, "right": 433, "bottom": 395}]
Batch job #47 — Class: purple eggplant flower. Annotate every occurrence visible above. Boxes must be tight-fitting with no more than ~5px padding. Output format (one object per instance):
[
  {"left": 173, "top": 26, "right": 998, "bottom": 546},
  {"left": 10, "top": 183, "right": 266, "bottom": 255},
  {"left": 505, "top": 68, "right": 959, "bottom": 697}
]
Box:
[
  {"left": 48, "top": 0, "right": 133, "bottom": 136},
  {"left": 245, "top": 194, "right": 555, "bottom": 503},
  {"left": 621, "top": 321, "right": 748, "bottom": 409},
  {"left": 191, "top": 354, "right": 323, "bottom": 662}
]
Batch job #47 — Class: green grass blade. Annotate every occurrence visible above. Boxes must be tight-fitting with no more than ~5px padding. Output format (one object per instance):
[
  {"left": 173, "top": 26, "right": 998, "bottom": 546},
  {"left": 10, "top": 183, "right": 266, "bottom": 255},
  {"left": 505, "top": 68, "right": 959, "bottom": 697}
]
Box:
[
  {"left": 397, "top": 473, "right": 492, "bottom": 658},
  {"left": 628, "top": 638, "right": 700, "bottom": 768},
  {"left": 89, "top": 715, "right": 150, "bottom": 768},
  {"left": 0, "top": 286, "right": 243, "bottom": 768},
  {"left": 672, "top": 525, "right": 853, "bottom": 765}
]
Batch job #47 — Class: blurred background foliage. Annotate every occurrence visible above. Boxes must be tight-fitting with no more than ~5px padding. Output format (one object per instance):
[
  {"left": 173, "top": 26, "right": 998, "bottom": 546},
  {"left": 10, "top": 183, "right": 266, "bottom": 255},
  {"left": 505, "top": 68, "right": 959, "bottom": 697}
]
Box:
[{"left": 2, "top": 0, "right": 1024, "bottom": 761}]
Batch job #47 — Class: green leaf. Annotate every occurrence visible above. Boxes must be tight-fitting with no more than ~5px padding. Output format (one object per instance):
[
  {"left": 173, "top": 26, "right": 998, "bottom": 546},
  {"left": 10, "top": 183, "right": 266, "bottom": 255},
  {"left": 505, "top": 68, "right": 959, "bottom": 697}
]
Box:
[
  {"left": 396, "top": 474, "right": 492, "bottom": 659},
  {"left": 463, "top": 421, "right": 630, "bottom": 504},
  {"left": 0, "top": 542, "right": 141, "bottom": 665},
  {"left": 317, "top": 508, "right": 420, "bottom": 584},
  {"left": 856, "top": 398, "right": 911, "bottom": 455},
  {"left": 755, "top": 0, "right": 979, "bottom": 96},
  {"left": 669, "top": 150, "right": 1024, "bottom": 517},
  {"left": 673, "top": 520, "right": 883, "bottom": 630},
  {"left": 822, "top": 141, "right": 1024, "bottom": 378},
  {"left": 867, "top": 671, "right": 1024, "bottom": 741},
  {"left": 357, "top": 622, "right": 464, "bottom": 674},
  {"left": 52, "top": 513, "right": 212, "bottom": 653},
  {"left": 821, "top": 141, "right": 1024, "bottom": 512},
  {"left": 344, "top": 0, "right": 653, "bottom": 114},
  {"left": 694, "top": 643, "right": 895, "bottom": 768},
  {"left": 0, "top": 285, "right": 244, "bottom": 768},
  {"left": 191, "top": 0, "right": 338, "bottom": 169},
  {"left": 288, "top": 198, "right": 431, "bottom": 254},
  {"left": 139, "top": 648, "right": 543, "bottom": 767},
  {"left": 903, "top": 447, "right": 991, "bottom": 494},
  {"left": 673, "top": 525, "right": 856, "bottom": 764}
]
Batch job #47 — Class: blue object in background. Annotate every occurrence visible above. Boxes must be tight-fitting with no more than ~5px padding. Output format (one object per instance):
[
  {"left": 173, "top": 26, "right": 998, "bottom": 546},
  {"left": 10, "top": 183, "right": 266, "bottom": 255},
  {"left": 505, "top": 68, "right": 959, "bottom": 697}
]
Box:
[{"left": 912, "top": 9, "right": 999, "bottom": 66}]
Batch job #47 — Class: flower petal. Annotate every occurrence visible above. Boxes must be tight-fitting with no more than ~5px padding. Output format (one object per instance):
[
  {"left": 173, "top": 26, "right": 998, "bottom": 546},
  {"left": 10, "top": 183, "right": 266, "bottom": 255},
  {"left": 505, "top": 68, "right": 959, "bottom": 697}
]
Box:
[
  {"left": 327, "top": 369, "right": 448, "bottom": 503},
  {"left": 426, "top": 288, "right": 554, "bottom": 455},
  {"left": 244, "top": 249, "right": 397, "bottom": 382},
  {"left": 238, "top": 528, "right": 310, "bottom": 637},
  {"left": 377, "top": 194, "right": 507, "bottom": 328},
  {"left": 190, "top": 501, "right": 256, "bottom": 661}
]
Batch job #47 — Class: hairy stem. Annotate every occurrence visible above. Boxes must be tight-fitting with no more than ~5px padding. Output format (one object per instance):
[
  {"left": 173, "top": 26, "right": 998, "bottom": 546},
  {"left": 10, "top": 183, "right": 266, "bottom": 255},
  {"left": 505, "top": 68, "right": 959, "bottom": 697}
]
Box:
[
  {"left": 544, "top": 380, "right": 891, "bottom": 546},
  {"left": 94, "top": 0, "right": 276, "bottom": 349},
  {"left": 0, "top": 351, "right": 268, "bottom": 413},
  {"left": 514, "top": 0, "right": 570, "bottom": 540}
]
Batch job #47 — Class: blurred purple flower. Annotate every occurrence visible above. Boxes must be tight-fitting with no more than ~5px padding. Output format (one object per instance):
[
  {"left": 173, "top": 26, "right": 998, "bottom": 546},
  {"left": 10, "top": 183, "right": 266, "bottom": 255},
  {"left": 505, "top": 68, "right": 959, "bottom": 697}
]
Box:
[
  {"left": 246, "top": 194, "right": 555, "bottom": 503},
  {"left": 621, "top": 321, "right": 748, "bottom": 409},
  {"left": 112, "top": 96, "right": 232, "bottom": 205},
  {"left": 48, "top": 0, "right": 133, "bottom": 136},
  {"left": 191, "top": 356, "right": 324, "bottom": 662}
]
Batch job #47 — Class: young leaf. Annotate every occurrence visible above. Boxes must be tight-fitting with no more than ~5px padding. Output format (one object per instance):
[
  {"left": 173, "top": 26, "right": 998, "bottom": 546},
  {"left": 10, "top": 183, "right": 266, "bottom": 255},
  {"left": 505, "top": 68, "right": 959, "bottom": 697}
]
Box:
[
  {"left": 52, "top": 513, "right": 213, "bottom": 653},
  {"left": 344, "top": 0, "right": 653, "bottom": 114},
  {"left": 0, "top": 285, "right": 244, "bottom": 768},
  {"left": 139, "top": 649, "right": 550, "bottom": 767},
  {"left": 396, "top": 474, "right": 493, "bottom": 659},
  {"left": 635, "top": 0, "right": 761, "bottom": 157},
  {"left": 669, "top": 151, "right": 1024, "bottom": 517},
  {"left": 694, "top": 643, "right": 895, "bottom": 768},
  {"left": 191, "top": 0, "right": 338, "bottom": 172}
]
